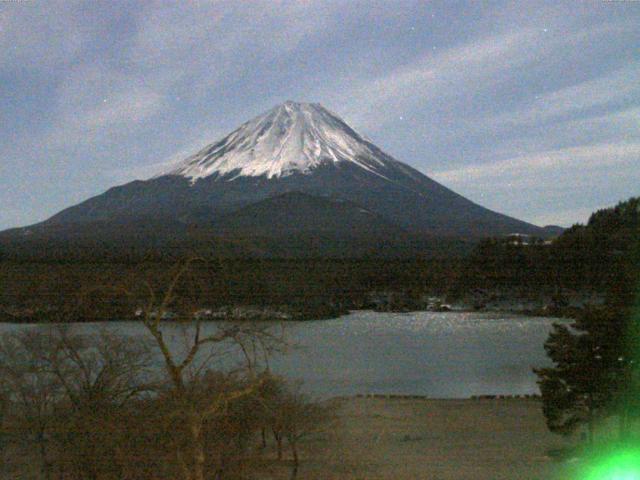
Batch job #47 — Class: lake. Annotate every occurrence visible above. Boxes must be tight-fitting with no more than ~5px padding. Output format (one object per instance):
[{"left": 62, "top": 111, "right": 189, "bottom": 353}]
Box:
[{"left": 0, "top": 310, "right": 561, "bottom": 399}]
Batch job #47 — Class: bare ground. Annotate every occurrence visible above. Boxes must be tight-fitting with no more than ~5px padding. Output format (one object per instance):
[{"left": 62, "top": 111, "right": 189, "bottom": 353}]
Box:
[{"left": 287, "top": 397, "right": 572, "bottom": 480}]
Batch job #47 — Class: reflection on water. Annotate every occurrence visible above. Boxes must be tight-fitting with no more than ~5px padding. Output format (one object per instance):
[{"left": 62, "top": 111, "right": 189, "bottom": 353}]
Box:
[{"left": 0, "top": 311, "right": 561, "bottom": 399}]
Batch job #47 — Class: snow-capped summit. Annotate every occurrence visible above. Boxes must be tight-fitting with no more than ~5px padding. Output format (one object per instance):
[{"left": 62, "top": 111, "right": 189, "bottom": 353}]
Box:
[{"left": 165, "top": 101, "right": 391, "bottom": 181}]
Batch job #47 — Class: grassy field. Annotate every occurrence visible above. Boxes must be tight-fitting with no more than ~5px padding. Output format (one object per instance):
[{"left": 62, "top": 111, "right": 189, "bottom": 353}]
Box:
[{"left": 290, "top": 397, "right": 573, "bottom": 480}]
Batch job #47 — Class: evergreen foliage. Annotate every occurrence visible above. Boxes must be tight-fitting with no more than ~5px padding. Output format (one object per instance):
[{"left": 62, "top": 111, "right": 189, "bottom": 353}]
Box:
[
  {"left": 534, "top": 305, "right": 629, "bottom": 441},
  {"left": 534, "top": 197, "right": 640, "bottom": 441}
]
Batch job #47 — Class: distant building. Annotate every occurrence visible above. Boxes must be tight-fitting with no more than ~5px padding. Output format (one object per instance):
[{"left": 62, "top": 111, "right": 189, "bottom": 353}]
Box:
[
  {"left": 506, "top": 233, "right": 531, "bottom": 246},
  {"left": 504, "top": 233, "right": 550, "bottom": 246}
]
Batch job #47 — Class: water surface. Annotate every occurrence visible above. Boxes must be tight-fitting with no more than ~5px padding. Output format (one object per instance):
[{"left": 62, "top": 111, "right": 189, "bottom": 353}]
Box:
[{"left": 0, "top": 311, "right": 560, "bottom": 399}]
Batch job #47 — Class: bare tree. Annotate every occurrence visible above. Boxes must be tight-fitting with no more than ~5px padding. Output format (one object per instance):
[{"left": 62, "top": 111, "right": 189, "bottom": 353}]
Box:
[
  {"left": 281, "top": 389, "right": 329, "bottom": 480},
  {"left": 0, "top": 326, "right": 154, "bottom": 480},
  {"left": 256, "top": 375, "right": 331, "bottom": 479},
  {"left": 42, "top": 327, "right": 154, "bottom": 479},
  {"left": 134, "top": 258, "right": 286, "bottom": 480},
  {"left": 0, "top": 329, "right": 61, "bottom": 480},
  {"left": 39, "top": 326, "right": 154, "bottom": 408}
]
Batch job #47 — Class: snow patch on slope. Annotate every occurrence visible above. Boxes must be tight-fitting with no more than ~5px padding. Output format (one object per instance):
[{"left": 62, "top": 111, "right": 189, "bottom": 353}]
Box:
[{"left": 162, "top": 101, "right": 391, "bottom": 182}]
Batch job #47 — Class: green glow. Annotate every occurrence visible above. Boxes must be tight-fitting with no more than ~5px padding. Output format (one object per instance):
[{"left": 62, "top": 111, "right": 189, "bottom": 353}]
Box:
[{"left": 580, "top": 448, "right": 640, "bottom": 480}]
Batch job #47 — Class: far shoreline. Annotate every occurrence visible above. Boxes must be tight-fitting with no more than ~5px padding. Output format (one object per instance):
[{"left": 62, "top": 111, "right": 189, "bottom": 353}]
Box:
[{"left": 0, "top": 307, "right": 568, "bottom": 325}]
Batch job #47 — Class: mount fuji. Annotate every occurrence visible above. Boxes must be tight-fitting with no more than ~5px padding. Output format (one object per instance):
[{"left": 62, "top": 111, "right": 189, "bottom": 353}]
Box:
[{"left": 1, "top": 101, "right": 554, "bottom": 258}]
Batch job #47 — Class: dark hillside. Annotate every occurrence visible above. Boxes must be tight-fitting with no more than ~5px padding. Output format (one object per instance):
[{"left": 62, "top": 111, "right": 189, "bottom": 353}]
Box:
[{"left": 452, "top": 197, "right": 640, "bottom": 310}]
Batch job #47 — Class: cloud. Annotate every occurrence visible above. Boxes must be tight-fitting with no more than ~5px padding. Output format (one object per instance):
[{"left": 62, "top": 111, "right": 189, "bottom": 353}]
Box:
[
  {"left": 531, "top": 207, "right": 597, "bottom": 228},
  {"left": 484, "top": 61, "right": 640, "bottom": 130},
  {"left": 432, "top": 143, "right": 640, "bottom": 187},
  {"left": 557, "top": 107, "right": 640, "bottom": 142},
  {"left": 108, "top": 158, "right": 179, "bottom": 183},
  {"left": 323, "top": 28, "right": 541, "bottom": 129},
  {"left": 44, "top": 64, "right": 166, "bottom": 148},
  {"left": 0, "top": 1, "right": 85, "bottom": 72},
  {"left": 428, "top": 142, "right": 640, "bottom": 227},
  {"left": 106, "top": 125, "right": 227, "bottom": 182},
  {"left": 126, "top": 1, "right": 345, "bottom": 101},
  {"left": 325, "top": 18, "right": 638, "bottom": 133}
]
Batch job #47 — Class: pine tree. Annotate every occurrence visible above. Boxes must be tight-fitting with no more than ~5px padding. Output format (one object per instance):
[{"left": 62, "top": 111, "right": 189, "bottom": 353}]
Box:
[{"left": 534, "top": 305, "right": 629, "bottom": 442}]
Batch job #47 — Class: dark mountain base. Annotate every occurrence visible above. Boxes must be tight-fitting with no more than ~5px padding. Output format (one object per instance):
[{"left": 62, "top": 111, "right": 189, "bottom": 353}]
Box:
[{"left": 0, "top": 221, "right": 475, "bottom": 262}]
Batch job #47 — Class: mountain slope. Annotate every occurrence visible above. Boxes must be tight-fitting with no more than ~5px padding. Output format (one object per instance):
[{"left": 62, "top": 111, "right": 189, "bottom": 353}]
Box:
[
  {"left": 211, "top": 191, "right": 405, "bottom": 237},
  {"left": 2, "top": 101, "right": 551, "bottom": 258}
]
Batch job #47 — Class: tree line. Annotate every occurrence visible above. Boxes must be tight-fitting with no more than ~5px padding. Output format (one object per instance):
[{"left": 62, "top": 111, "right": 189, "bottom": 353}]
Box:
[
  {"left": 0, "top": 257, "right": 462, "bottom": 323},
  {"left": 452, "top": 197, "right": 640, "bottom": 310}
]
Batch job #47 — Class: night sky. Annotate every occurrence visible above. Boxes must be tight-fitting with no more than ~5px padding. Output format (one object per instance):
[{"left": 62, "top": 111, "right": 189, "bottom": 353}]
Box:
[{"left": 1, "top": 0, "right": 638, "bottom": 229}]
